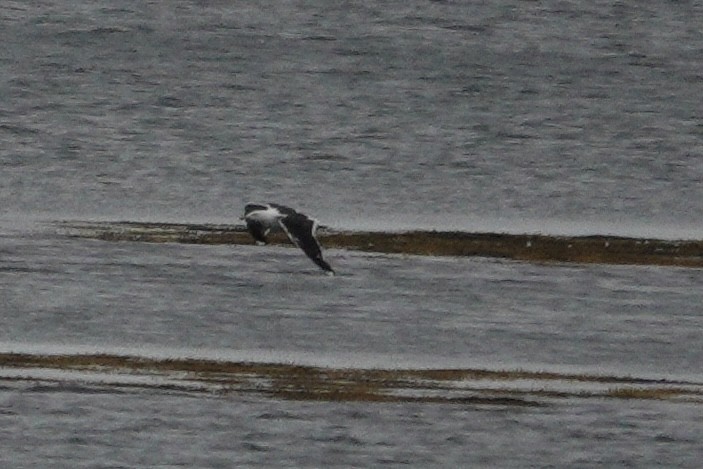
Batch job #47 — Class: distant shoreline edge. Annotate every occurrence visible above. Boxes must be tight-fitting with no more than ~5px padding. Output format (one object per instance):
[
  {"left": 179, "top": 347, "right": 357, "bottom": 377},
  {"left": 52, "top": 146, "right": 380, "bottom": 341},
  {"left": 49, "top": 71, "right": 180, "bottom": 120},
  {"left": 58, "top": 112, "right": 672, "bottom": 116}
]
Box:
[{"left": 54, "top": 220, "right": 703, "bottom": 268}]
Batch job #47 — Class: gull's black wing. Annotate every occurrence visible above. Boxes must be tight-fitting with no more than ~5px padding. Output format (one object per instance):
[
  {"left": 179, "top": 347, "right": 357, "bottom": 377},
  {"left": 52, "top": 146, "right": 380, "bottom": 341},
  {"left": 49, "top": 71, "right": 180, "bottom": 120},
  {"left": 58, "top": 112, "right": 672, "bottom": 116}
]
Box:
[{"left": 278, "top": 214, "right": 334, "bottom": 274}]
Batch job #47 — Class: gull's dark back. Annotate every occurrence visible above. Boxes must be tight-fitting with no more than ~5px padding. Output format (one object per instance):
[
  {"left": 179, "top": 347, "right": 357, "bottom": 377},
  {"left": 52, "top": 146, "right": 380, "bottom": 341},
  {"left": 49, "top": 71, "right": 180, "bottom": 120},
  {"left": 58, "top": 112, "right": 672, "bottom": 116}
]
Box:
[
  {"left": 269, "top": 203, "right": 297, "bottom": 217},
  {"left": 244, "top": 203, "right": 268, "bottom": 216}
]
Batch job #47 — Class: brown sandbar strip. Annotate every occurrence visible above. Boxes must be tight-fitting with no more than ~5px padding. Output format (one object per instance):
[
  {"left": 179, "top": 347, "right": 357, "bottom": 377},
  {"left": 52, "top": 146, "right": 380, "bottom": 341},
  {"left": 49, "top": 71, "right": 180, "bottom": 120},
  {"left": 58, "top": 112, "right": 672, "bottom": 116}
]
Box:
[
  {"left": 55, "top": 221, "right": 703, "bottom": 267},
  {"left": 2, "top": 353, "right": 702, "bottom": 405}
]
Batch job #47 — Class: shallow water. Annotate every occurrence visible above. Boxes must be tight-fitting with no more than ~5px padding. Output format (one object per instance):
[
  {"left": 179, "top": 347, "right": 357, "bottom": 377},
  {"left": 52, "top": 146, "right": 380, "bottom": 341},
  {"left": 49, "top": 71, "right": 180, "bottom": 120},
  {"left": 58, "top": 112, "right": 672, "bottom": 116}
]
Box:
[
  {"left": 2, "top": 0, "right": 703, "bottom": 231},
  {"left": 2, "top": 224, "right": 703, "bottom": 466},
  {"left": 1, "top": 389, "right": 701, "bottom": 468},
  {"left": 2, "top": 0, "right": 703, "bottom": 466},
  {"left": 2, "top": 229, "right": 702, "bottom": 379}
]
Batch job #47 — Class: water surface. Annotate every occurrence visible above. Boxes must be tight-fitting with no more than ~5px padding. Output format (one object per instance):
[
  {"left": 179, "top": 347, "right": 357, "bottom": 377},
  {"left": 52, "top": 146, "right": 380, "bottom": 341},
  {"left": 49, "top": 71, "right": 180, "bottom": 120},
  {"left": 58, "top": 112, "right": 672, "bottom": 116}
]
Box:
[{"left": 1, "top": 0, "right": 702, "bottom": 466}]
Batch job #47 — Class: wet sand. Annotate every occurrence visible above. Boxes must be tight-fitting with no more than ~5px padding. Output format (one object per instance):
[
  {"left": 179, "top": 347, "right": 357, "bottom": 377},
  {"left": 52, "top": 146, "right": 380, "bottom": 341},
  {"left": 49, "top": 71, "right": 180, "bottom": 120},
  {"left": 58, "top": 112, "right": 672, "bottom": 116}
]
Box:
[
  {"left": 55, "top": 221, "right": 703, "bottom": 268},
  {"left": 2, "top": 352, "right": 702, "bottom": 405}
]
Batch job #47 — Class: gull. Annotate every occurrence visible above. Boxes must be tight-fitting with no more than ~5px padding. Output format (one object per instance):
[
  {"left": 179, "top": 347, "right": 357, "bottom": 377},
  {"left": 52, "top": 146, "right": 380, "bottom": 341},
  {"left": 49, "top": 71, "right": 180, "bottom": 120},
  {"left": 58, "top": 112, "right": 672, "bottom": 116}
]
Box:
[{"left": 243, "top": 203, "right": 334, "bottom": 274}]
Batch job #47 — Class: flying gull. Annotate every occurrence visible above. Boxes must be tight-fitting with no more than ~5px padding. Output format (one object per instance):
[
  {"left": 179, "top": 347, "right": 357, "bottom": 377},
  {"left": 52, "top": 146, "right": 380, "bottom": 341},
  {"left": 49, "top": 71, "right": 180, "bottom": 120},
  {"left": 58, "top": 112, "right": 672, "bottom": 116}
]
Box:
[{"left": 243, "top": 203, "right": 334, "bottom": 274}]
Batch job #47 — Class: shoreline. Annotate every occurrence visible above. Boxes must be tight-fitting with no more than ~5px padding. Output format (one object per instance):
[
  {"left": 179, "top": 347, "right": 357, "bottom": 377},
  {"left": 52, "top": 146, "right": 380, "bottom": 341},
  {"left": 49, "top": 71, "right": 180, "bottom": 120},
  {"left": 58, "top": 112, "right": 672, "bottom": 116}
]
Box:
[
  {"left": 54, "top": 220, "right": 703, "bottom": 268},
  {"left": 2, "top": 352, "right": 702, "bottom": 405}
]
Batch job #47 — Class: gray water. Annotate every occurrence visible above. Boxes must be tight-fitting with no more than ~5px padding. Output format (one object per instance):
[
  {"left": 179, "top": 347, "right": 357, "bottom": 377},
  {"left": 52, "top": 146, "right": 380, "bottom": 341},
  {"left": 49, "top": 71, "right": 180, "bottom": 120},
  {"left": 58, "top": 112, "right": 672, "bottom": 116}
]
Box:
[
  {"left": 3, "top": 0, "right": 703, "bottom": 232},
  {"left": 1, "top": 0, "right": 703, "bottom": 467}
]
